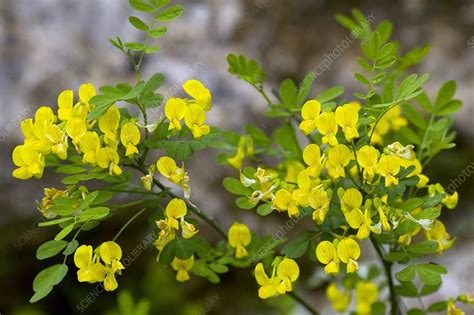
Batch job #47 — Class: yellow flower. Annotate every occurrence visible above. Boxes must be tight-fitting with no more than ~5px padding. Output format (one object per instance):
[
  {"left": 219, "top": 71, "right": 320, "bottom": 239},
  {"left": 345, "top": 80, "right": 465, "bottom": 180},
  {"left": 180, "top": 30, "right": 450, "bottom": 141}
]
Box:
[
  {"left": 184, "top": 104, "right": 210, "bottom": 138},
  {"left": 273, "top": 189, "right": 300, "bottom": 217},
  {"left": 98, "top": 105, "right": 121, "bottom": 144},
  {"left": 336, "top": 238, "right": 360, "bottom": 273},
  {"left": 78, "top": 131, "right": 100, "bottom": 165},
  {"left": 165, "top": 98, "right": 187, "bottom": 131},
  {"left": 346, "top": 208, "right": 376, "bottom": 239},
  {"left": 316, "top": 241, "right": 340, "bottom": 274},
  {"left": 317, "top": 111, "right": 338, "bottom": 146},
  {"left": 340, "top": 188, "right": 363, "bottom": 213},
  {"left": 303, "top": 144, "right": 323, "bottom": 178},
  {"left": 37, "top": 188, "right": 65, "bottom": 218},
  {"left": 163, "top": 198, "right": 188, "bottom": 230},
  {"left": 12, "top": 144, "right": 45, "bottom": 180},
  {"left": 120, "top": 122, "right": 141, "bottom": 156},
  {"left": 447, "top": 300, "right": 465, "bottom": 315},
  {"left": 99, "top": 241, "right": 124, "bottom": 273},
  {"left": 182, "top": 79, "right": 212, "bottom": 111},
  {"left": 44, "top": 124, "right": 68, "bottom": 160},
  {"left": 96, "top": 147, "right": 122, "bottom": 176},
  {"left": 327, "top": 144, "right": 352, "bottom": 179},
  {"left": 442, "top": 191, "right": 458, "bottom": 209},
  {"left": 65, "top": 117, "right": 87, "bottom": 145},
  {"left": 156, "top": 156, "right": 190, "bottom": 197},
  {"left": 335, "top": 103, "right": 359, "bottom": 141},
  {"left": 180, "top": 220, "right": 199, "bottom": 239},
  {"left": 78, "top": 83, "right": 96, "bottom": 112},
  {"left": 309, "top": 188, "right": 330, "bottom": 224},
  {"left": 73, "top": 245, "right": 107, "bottom": 284},
  {"left": 299, "top": 100, "right": 321, "bottom": 135},
  {"left": 326, "top": 283, "right": 351, "bottom": 312},
  {"left": 228, "top": 222, "right": 251, "bottom": 259},
  {"left": 376, "top": 155, "right": 401, "bottom": 187},
  {"left": 254, "top": 258, "right": 299, "bottom": 299},
  {"left": 387, "top": 142, "right": 415, "bottom": 160},
  {"left": 58, "top": 89, "right": 74, "bottom": 122},
  {"left": 254, "top": 263, "right": 280, "bottom": 299},
  {"left": 171, "top": 255, "right": 194, "bottom": 282},
  {"left": 276, "top": 258, "right": 300, "bottom": 294},
  {"left": 356, "top": 282, "right": 379, "bottom": 314},
  {"left": 227, "top": 135, "right": 253, "bottom": 169},
  {"left": 425, "top": 220, "right": 455, "bottom": 253},
  {"left": 357, "top": 145, "right": 379, "bottom": 183}
]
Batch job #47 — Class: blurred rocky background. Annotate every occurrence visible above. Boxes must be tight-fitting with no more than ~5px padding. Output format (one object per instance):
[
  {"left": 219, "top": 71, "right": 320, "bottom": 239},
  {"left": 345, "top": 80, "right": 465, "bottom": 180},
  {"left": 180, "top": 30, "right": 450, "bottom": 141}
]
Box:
[{"left": 0, "top": 0, "right": 473, "bottom": 314}]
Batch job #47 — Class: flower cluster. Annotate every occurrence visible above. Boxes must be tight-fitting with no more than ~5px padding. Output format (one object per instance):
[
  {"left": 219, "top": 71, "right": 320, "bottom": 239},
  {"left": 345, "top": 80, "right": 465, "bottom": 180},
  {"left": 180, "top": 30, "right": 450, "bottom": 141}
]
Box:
[
  {"left": 254, "top": 257, "right": 300, "bottom": 299},
  {"left": 73, "top": 241, "right": 124, "bottom": 291}
]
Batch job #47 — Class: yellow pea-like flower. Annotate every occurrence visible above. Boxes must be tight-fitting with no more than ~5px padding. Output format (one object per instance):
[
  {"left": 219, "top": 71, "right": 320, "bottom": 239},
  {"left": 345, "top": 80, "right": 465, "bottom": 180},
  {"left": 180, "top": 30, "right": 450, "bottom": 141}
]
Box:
[
  {"left": 182, "top": 79, "right": 212, "bottom": 111},
  {"left": 447, "top": 299, "right": 465, "bottom": 315},
  {"left": 99, "top": 241, "right": 124, "bottom": 273},
  {"left": 299, "top": 100, "right": 321, "bottom": 135},
  {"left": 303, "top": 143, "right": 323, "bottom": 178},
  {"left": 171, "top": 255, "right": 194, "bottom": 282},
  {"left": 273, "top": 189, "right": 300, "bottom": 217},
  {"left": 66, "top": 117, "right": 87, "bottom": 144},
  {"left": 442, "top": 191, "right": 458, "bottom": 209},
  {"left": 184, "top": 104, "right": 210, "bottom": 138},
  {"left": 335, "top": 103, "right": 359, "bottom": 141},
  {"left": 227, "top": 136, "right": 253, "bottom": 169},
  {"left": 336, "top": 238, "right": 360, "bottom": 273},
  {"left": 12, "top": 144, "right": 45, "bottom": 180},
  {"left": 357, "top": 145, "right": 379, "bottom": 183},
  {"left": 316, "top": 241, "right": 340, "bottom": 274},
  {"left": 425, "top": 220, "right": 455, "bottom": 253},
  {"left": 326, "top": 283, "right": 351, "bottom": 312},
  {"left": 73, "top": 245, "right": 107, "bottom": 284},
  {"left": 164, "top": 198, "right": 188, "bottom": 230},
  {"left": 156, "top": 156, "right": 190, "bottom": 197},
  {"left": 165, "top": 98, "right": 187, "bottom": 131},
  {"left": 317, "top": 111, "right": 338, "bottom": 146},
  {"left": 120, "top": 122, "right": 141, "bottom": 156},
  {"left": 309, "top": 188, "right": 330, "bottom": 224},
  {"left": 78, "top": 83, "right": 96, "bottom": 111},
  {"left": 355, "top": 282, "right": 379, "bottom": 314},
  {"left": 326, "top": 144, "right": 352, "bottom": 179},
  {"left": 44, "top": 124, "right": 68, "bottom": 160},
  {"left": 96, "top": 147, "right": 122, "bottom": 176},
  {"left": 180, "top": 220, "right": 199, "bottom": 239},
  {"left": 340, "top": 188, "right": 363, "bottom": 213},
  {"left": 78, "top": 131, "right": 100, "bottom": 164},
  {"left": 346, "top": 208, "right": 377, "bottom": 239},
  {"left": 58, "top": 89, "right": 74, "bottom": 121},
  {"left": 254, "top": 263, "right": 280, "bottom": 299},
  {"left": 228, "top": 222, "right": 252, "bottom": 259},
  {"left": 376, "top": 155, "right": 401, "bottom": 187},
  {"left": 276, "top": 258, "right": 300, "bottom": 294},
  {"left": 35, "top": 106, "right": 56, "bottom": 124},
  {"left": 99, "top": 105, "right": 121, "bottom": 144}
]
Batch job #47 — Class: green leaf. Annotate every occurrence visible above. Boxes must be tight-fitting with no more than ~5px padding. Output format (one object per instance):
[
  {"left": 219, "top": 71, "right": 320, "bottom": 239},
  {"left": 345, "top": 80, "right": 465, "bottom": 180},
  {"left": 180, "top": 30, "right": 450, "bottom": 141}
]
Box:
[
  {"left": 54, "top": 223, "right": 75, "bottom": 241},
  {"left": 414, "top": 207, "right": 440, "bottom": 220},
  {"left": 227, "top": 54, "right": 266, "bottom": 86},
  {"left": 56, "top": 165, "right": 87, "bottom": 174},
  {"left": 36, "top": 240, "right": 68, "bottom": 260},
  {"left": 296, "top": 72, "right": 315, "bottom": 105},
  {"left": 407, "top": 309, "right": 425, "bottom": 315},
  {"left": 147, "top": 140, "right": 206, "bottom": 160},
  {"left": 144, "top": 73, "right": 165, "bottom": 92},
  {"left": 279, "top": 79, "right": 297, "bottom": 108},
  {"left": 316, "top": 86, "right": 344, "bottom": 103},
  {"left": 125, "top": 42, "right": 146, "bottom": 51},
  {"left": 396, "top": 265, "right": 416, "bottom": 282},
  {"left": 236, "top": 197, "right": 256, "bottom": 210},
  {"left": 209, "top": 263, "right": 229, "bottom": 274},
  {"left": 155, "top": 5, "right": 184, "bottom": 22},
  {"left": 129, "top": 0, "right": 156, "bottom": 13},
  {"left": 402, "top": 104, "right": 426, "bottom": 129},
  {"left": 174, "top": 238, "right": 194, "bottom": 259},
  {"left": 30, "top": 264, "right": 68, "bottom": 303},
  {"left": 150, "top": 0, "right": 169, "bottom": 8},
  {"left": 434, "top": 99, "right": 462, "bottom": 116},
  {"left": 223, "top": 177, "right": 251, "bottom": 196},
  {"left": 398, "top": 198, "right": 423, "bottom": 211},
  {"left": 273, "top": 125, "right": 301, "bottom": 159},
  {"left": 77, "top": 207, "right": 110, "bottom": 222},
  {"left": 398, "top": 127, "right": 421, "bottom": 145},
  {"left": 245, "top": 124, "right": 271, "bottom": 148},
  {"left": 63, "top": 240, "right": 79, "bottom": 256},
  {"left": 149, "top": 26, "right": 167, "bottom": 38},
  {"left": 38, "top": 217, "right": 74, "bottom": 227},
  {"left": 383, "top": 251, "right": 408, "bottom": 262},
  {"left": 281, "top": 237, "right": 310, "bottom": 259},
  {"left": 395, "top": 281, "right": 418, "bottom": 297},
  {"left": 435, "top": 80, "right": 456, "bottom": 108},
  {"left": 145, "top": 45, "right": 161, "bottom": 54},
  {"left": 256, "top": 203, "right": 273, "bottom": 216},
  {"left": 415, "top": 92, "right": 434, "bottom": 114},
  {"left": 407, "top": 240, "right": 439, "bottom": 255},
  {"left": 427, "top": 301, "right": 447, "bottom": 312},
  {"left": 129, "top": 16, "right": 149, "bottom": 31},
  {"left": 416, "top": 263, "right": 447, "bottom": 285}
]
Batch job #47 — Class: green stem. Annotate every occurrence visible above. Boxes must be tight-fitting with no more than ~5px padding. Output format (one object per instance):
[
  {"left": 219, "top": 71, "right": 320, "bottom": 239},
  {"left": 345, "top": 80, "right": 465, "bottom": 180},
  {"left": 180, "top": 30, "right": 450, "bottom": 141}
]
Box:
[
  {"left": 418, "top": 114, "right": 435, "bottom": 163},
  {"left": 107, "top": 198, "right": 155, "bottom": 209},
  {"left": 112, "top": 208, "right": 147, "bottom": 242},
  {"left": 63, "top": 226, "right": 83, "bottom": 264},
  {"left": 368, "top": 102, "right": 396, "bottom": 145},
  {"left": 370, "top": 236, "right": 399, "bottom": 315},
  {"left": 288, "top": 291, "right": 319, "bottom": 315}
]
